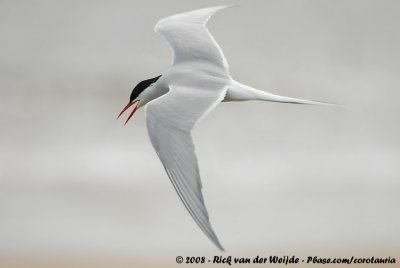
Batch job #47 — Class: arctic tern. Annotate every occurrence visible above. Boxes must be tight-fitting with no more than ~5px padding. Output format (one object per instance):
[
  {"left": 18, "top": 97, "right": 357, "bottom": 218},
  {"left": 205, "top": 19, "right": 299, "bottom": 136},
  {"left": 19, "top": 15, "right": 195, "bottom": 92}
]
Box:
[{"left": 118, "top": 5, "right": 331, "bottom": 250}]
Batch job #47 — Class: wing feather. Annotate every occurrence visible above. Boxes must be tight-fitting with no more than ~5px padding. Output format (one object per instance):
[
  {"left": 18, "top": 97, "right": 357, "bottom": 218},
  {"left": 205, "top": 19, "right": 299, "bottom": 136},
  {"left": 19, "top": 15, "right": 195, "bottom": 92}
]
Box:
[
  {"left": 155, "top": 5, "right": 233, "bottom": 75},
  {"left": 145, "top": 84, "right": 226, "bottom": 250}
]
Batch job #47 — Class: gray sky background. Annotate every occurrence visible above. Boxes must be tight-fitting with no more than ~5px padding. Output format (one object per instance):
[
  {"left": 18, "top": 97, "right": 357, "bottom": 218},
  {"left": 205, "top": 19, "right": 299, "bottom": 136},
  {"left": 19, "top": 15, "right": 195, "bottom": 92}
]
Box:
[{"left": 0, "top": 0, "right": 399, "bottom": 262}]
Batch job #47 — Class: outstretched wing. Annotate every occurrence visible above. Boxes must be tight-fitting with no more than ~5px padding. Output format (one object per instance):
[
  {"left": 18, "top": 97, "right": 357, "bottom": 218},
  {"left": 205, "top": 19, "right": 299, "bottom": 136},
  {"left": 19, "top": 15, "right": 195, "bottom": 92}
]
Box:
[
  {"left": 145, "top": 82, "right": 227, "bottom": 250},
  {"left": 155, "top": 5, "right": 233, "bottom": 75}
]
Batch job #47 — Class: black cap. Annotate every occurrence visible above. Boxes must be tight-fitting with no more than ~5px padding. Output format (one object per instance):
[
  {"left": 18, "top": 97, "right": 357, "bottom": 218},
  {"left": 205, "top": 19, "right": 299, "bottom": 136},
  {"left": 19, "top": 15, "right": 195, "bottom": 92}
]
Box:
[{"left": 130, "top": 75, "right": 161, "bottom": 103}]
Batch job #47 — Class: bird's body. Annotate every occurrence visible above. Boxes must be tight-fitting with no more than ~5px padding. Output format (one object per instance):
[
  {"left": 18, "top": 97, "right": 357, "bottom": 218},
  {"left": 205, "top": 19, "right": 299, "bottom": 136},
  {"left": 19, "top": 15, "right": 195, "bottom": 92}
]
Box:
[
  {"left": 139, "top": 69, "right": 324, "bottom": 109},
  {"left": 118, "top": 5, "right": 332, "bottom": 250}
]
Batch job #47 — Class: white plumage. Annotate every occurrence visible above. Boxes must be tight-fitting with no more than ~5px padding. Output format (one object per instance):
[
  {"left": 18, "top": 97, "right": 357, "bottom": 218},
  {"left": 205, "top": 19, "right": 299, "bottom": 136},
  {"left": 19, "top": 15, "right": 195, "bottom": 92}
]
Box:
[{"left": 119, "top": 5, "right": 332, "bottom": 250}]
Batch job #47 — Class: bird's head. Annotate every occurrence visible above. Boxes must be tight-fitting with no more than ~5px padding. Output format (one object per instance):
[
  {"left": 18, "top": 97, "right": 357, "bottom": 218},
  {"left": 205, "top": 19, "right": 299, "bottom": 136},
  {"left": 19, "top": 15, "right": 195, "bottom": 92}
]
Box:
[{"left": 118, "top": 75, "right": 161, "bottom": 125}]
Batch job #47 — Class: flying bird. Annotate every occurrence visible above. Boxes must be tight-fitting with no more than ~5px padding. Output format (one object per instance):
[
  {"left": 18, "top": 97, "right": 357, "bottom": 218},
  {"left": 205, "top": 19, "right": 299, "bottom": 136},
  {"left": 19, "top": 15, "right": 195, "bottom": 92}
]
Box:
[{"left": 118, "top": 5, "right": 331, "bottom": 250}]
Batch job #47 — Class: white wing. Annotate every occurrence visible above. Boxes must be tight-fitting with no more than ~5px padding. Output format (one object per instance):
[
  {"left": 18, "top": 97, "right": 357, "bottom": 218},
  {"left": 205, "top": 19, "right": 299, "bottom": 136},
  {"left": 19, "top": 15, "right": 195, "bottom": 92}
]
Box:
[
  {"left": 145, "top": 83, "right": 227, "bottom": 250},
  {"left": 155, "top": 5, "right": 233, "bottom": 75}
]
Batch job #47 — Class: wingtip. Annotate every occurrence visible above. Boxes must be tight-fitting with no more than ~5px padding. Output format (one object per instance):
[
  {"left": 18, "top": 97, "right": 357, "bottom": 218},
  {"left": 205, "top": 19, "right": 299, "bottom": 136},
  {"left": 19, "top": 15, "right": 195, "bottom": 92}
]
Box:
[
  {"left": 225, "top": 4, "right": 240, "bottom": 9},
  {"left": 190, "top": 4, "right": 237, "bottom": 17},
  {"left": 217, "top": 244, "right": 225, "bottom": 252},
  {"left": 155, "top": 4, "right": 238, "bottom": 32},
  {"left": 211, "top": 238, "right": 225, "bottom": 251},
  {"left": 208, "top": 231, "right": 225, "bottom": 251}
]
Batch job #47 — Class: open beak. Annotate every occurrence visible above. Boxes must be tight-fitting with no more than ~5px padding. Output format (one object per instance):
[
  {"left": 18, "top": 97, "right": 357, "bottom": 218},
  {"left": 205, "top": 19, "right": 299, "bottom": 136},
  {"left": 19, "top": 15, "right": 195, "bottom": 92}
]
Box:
[{"left": 117, "top": 100, "right": 140, "bottom": 125}]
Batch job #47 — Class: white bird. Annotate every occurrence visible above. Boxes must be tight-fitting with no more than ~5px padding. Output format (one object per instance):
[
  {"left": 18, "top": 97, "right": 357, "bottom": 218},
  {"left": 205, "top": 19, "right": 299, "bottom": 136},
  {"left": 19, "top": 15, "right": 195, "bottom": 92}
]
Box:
[{"left": 118, "top": 5, "right": 331, "bottom": 250}]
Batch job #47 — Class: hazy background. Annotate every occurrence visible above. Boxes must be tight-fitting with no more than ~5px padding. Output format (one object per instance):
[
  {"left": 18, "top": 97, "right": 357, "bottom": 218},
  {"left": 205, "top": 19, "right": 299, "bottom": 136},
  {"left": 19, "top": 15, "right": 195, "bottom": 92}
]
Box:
[{"left": 1, "top": 0, "right": 399, "bottom": 266}]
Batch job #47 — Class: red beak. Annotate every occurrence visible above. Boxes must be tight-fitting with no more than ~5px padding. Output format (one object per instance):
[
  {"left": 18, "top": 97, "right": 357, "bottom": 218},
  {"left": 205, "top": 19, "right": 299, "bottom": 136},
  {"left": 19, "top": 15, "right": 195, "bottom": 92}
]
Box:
[{"left": 117, "top": 100, "right": 140, "bottom": 125}]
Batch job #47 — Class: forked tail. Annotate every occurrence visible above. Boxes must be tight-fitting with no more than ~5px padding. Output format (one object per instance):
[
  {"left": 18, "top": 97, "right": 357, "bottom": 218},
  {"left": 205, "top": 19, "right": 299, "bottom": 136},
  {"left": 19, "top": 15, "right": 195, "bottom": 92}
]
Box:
[{"left": 225, "top": 80, "right": 335, "bottom": 106}]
